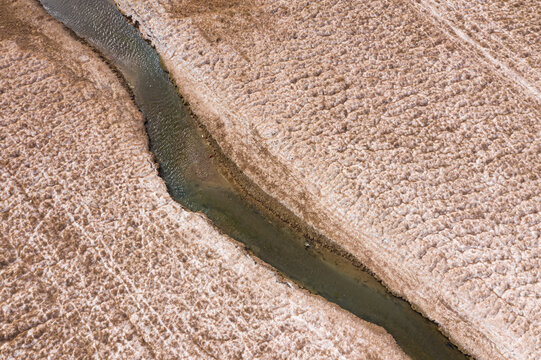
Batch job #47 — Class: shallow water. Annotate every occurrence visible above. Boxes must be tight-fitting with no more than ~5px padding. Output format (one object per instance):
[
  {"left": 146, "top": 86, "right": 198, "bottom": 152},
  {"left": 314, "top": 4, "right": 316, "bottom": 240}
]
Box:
[{"left": 39, "top": 0, "right": 468, "bottom": 358}]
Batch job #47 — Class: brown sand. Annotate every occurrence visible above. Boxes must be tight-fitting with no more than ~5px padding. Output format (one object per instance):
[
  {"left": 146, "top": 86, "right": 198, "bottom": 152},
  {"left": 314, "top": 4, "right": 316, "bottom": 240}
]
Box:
[
  {"left": 112, "top": 0, "right": 541, "bottom": 359},
  {"left": 0, "top": 0, "right": 409, "bottom": 358}
]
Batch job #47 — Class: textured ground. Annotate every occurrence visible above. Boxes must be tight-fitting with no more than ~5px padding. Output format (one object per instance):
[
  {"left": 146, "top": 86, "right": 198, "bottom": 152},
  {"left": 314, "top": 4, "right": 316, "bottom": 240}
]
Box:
[
  {"left": 0, "top": 0, "right": 409, "bottom": 358},
  {"left": 113, "top": 0, "right": 541, "bottom": 359},
  {"left": 411, "top": 0, "right": 541, "bottom": 97}
]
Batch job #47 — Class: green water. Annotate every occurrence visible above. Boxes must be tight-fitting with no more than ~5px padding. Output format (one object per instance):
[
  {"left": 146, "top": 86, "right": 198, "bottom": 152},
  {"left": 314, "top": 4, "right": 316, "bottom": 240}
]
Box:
[{"left": 39, "top": 1, "right": 469, "bottom": 358}]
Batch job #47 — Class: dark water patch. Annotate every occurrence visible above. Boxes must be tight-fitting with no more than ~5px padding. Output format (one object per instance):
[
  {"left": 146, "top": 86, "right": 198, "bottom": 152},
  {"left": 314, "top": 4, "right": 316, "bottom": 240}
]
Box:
[{"left": 39, "top": 1, "right": 469, "bottom": 358}]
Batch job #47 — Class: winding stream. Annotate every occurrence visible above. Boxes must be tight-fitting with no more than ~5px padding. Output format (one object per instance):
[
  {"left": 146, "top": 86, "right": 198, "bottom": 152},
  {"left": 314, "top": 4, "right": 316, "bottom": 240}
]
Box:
[{"left": 40, "top": 0, "right": 468, "bottom": 358}]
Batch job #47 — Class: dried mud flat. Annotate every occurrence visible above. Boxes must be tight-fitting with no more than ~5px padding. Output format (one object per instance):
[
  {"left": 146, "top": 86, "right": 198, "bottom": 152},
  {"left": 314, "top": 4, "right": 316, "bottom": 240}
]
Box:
[
  {"left": 0, "top": 0, "right": 409, "bottom": 358},
  {"left": 113, "top": 0, "right": 541, "bottom": 359}
]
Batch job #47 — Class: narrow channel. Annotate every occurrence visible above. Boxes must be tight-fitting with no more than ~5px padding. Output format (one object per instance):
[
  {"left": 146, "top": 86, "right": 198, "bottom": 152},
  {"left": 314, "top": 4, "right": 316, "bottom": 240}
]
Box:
[{"left": 39, "top": 1, "right": 468, "bottom": 358}]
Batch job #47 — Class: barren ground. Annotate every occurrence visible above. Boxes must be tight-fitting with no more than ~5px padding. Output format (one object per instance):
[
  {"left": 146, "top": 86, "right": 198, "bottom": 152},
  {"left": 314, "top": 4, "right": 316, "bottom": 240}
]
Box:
[
  {"left": 112, "top": 0, "right": 541, "bottom": 358},
  {"left": 0, "top": 0, "right": 408, "bottom": 358}
]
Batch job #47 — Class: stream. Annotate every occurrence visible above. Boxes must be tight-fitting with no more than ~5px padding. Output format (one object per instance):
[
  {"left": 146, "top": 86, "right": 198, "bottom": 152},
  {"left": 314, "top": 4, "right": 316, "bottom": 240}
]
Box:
[{"left": 39, "top": 0, "right": 468, "bottom": 358}]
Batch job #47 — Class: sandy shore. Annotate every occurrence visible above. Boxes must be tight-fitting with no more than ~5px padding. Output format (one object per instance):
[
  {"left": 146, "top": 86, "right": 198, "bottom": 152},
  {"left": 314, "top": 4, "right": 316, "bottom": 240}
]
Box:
[
  {"left": 0, "top": 0, "right": 409, "bottom": 358},
  {"left": 112, "top": 0, "right": 541, "bottom": 359}
]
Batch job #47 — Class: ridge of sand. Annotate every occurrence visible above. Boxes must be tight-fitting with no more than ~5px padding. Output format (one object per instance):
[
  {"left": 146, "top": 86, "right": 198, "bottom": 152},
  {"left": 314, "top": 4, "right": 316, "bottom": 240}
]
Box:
[
  {"left": 0, "top": 0, "right": 408, "bottom": 358},
  {"left": 112, "top": 0, "right": 541, "bottom": 358}
]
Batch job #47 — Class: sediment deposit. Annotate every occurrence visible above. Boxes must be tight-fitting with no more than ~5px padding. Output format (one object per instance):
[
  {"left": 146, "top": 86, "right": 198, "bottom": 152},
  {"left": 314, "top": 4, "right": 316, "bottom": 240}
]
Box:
[
  {"left": 0, "top": 0, "right": 408, "bottom": 358},
  {"left": 112, "top": 0, "right": 541, "bottom": 359}
]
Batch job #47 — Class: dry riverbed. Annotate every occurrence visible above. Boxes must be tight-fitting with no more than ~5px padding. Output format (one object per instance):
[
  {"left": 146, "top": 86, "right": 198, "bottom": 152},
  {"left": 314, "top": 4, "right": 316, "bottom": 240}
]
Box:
[
  {"left": 112, "top": 0, "right": 541, "bottom": 359},
  {"left": 0, "top": 0, "right": 409, "bottom": 358}
]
